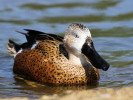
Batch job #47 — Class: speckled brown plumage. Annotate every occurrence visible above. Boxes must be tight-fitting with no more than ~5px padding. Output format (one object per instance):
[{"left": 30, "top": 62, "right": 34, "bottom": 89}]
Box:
[
  {"left": 13, "top": 40, "right": 99, "bottom": 86},
  {"left": 7, "top": 23, "right": 110, "bottom": 86}
]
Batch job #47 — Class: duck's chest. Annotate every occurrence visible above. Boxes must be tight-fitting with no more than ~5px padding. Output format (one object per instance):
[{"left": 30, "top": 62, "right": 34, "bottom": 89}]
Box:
[{"left": 51, "top": 57, "right": 99, "bottom": 85}]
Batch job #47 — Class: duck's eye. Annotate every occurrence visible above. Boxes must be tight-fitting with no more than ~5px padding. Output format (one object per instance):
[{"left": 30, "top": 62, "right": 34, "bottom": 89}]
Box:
[
  {"left": 74, "top": 34, "right": 79, "bottom": 38},
  {"left": 72, "top": 33, "right": 79, "bottom": 38}
]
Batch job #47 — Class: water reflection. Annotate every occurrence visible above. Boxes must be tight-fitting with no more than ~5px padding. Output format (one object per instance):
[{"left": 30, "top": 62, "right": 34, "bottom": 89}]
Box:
[{"left": 13, "top": 76, "right": 98, "bottom": 98}]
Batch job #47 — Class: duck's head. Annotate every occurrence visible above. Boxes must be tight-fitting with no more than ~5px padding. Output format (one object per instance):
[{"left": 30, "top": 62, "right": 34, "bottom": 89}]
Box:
[{"left": 64, "top": 23, "right": 110, "bottom": 71}]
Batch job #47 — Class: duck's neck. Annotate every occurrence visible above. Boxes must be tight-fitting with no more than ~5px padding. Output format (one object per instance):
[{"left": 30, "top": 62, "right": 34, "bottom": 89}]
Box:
[{"left": 68, "top": 53, "right": 87, "bottom": 66}]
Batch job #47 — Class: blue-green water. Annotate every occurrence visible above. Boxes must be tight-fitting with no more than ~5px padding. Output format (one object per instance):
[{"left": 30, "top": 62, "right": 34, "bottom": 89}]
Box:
[{"left": 0, "top": 0, "right": 133, "bottom": 99}]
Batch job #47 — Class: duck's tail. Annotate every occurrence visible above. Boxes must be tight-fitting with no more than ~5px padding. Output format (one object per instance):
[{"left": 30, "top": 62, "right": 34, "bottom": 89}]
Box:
[
  {"left": 6, "top": 40, "right": 21, "bottom": 56},
  {"left": 6, "top": 30, "right": 43, "bottom": 57},
  {"left": 6, "top": 29, "right": 64, "bottom": 57}
]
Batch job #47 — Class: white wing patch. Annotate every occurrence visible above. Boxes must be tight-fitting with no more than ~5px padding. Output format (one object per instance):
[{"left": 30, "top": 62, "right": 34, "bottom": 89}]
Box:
[
  {"left": 14, "top": 42, "right": 39, "bottom": 58},
  {"left": 14, "top": 49, "right": 22, "bottom": 58},
  {"left": 31, "top": 42, "right": 39, "bottom": 49}
]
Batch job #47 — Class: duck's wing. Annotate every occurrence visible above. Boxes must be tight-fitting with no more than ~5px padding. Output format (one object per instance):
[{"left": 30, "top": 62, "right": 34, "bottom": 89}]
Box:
[
  {"left": 7, "top": 29, "right": 64, "bottom": 56},
  {"left": 17, "top": 29, "right": 63, "bottom": 42}
]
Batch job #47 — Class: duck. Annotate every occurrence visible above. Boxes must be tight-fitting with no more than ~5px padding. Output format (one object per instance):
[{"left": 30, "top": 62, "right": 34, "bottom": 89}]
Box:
[{"left": 7, "top": 23, "right": 110, "bottom": 86}]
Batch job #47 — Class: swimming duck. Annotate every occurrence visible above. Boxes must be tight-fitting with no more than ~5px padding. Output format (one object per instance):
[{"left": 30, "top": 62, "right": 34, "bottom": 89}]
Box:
[{"left": 7, "top": 23, "right": 110, "bottom": 86}]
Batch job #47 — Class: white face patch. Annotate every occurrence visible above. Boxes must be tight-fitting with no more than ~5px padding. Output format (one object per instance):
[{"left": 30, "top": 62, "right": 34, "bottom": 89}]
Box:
[{"left": 64, "top": 23, "right": 92, "bottom": 56}]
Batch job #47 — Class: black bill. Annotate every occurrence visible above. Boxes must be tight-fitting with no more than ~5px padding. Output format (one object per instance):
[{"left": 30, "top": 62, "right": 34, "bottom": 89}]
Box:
[{"left": 82, "top": 40, "right": 110, "bottom": 71}]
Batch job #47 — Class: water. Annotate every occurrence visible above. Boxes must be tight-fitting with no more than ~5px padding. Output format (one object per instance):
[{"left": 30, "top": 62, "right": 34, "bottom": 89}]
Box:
[{"left": 0, "top": 0, "right": 133, "bottom": 99}]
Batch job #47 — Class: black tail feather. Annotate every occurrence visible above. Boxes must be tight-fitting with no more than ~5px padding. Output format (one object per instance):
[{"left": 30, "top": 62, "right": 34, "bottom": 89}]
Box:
[{"left": 23, "top": 29, "right": 63, "bottom": 42}]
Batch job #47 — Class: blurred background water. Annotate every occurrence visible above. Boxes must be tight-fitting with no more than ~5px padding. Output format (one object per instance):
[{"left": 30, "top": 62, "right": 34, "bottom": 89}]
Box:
[{"left": 0, "top": 0, "right": 133, "bottom": 99}]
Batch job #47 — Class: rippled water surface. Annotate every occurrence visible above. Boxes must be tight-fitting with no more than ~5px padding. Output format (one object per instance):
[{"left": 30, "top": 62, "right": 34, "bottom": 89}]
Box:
[{"left": 0, "top": 0, "right": 133, "bottom": 99}]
